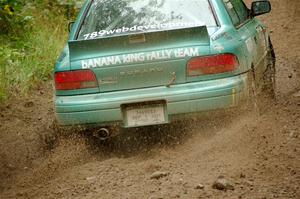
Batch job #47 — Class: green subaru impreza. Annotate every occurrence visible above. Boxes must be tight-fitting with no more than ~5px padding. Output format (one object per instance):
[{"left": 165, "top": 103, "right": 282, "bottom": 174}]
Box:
[{"left": 54, "top": 0, "right": 275, "bottom": 132}]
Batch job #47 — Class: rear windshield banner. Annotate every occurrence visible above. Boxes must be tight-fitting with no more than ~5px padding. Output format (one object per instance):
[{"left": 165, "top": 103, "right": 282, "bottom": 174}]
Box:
[{"left": 82, "top": 22, "right": 204, "bottom": 40}]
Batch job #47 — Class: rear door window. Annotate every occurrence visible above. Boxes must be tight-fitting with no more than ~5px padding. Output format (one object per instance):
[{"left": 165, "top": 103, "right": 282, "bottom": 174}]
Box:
[
  {"left": 224, "top": 0, "right": 250, "bottom": 27},
  {"left": 223, "top": 0, "right": 239, "bottom": 26},
  {"left": 78, "top": 0, "right": 217, "bottom": 40}
]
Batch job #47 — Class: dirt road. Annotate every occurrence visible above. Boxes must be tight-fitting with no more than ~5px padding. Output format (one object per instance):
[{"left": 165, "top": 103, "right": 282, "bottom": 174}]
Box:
[{"left": 0, "top": 0, "right": 299, "bottom": 198}]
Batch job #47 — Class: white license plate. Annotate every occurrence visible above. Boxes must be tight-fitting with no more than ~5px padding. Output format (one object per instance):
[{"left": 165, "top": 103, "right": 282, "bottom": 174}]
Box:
[{"left": 125, "top": 104, "right": 166, "bottom": 127}]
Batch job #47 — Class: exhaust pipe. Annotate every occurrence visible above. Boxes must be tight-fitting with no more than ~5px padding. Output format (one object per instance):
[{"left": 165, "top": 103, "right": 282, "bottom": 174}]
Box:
[{"left": 93, "top": 128, "right": 110, "bottom": 141}]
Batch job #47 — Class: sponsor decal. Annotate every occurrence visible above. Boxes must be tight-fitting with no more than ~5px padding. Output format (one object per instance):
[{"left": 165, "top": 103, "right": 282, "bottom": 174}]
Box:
[
  {"left": 246, "top": 37, "right": 254, "bottom": 53},
  {"left": 245, "top": 37, "right": 257, "bottom": 60},
  {"left": 98, "top": 67, "right": 164, "bottom": 85},
  {"left": 213, "top": 44, "right": 225, "bottom": 52},
  {"left": 82, "top": 22, "right": 205, "bottom": 40},
  {"left": 120, "top": 67, "right": 163, "bottom": 76},
  {"left": 81, "top": 47, "right": 199, "bottom": 69}
]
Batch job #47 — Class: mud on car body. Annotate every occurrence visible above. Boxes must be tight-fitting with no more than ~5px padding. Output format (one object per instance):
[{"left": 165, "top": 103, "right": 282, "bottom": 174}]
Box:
[{"left": 54, "top": 0, "right": 275, "bottom": 129}]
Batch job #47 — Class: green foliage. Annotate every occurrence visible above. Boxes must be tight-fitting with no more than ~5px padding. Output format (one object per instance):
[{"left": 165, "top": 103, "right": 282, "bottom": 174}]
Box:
[
  {"left": 0, "top": 0, "right": 83, "bottom": 35},
  {"left": 0, "top": 1, "right": 80, "bottom": 101},
  {"left": 0, "top": 0, "right": 31, "bottom": 35}
]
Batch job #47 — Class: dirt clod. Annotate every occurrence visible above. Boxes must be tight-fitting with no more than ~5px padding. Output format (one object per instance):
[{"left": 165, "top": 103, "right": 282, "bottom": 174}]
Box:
[
  {"left": 150, "top": 171, "right": 169, "bottom": 180},
  {"left": 195, "top": 184, "right": 205, "bottom": 190},
  {"left": 212, "top": 176, "right": 235, "bottom": 191}
]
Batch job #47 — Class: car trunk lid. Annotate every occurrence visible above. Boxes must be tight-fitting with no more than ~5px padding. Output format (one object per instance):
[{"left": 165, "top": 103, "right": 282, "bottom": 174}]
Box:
[{"left": 68, "top": 26, "right": 210, "bottom": 92}]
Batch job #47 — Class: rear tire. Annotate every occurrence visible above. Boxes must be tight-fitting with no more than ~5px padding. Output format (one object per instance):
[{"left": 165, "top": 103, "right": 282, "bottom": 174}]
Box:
[
  {"left": 262, "top": 37, "right": 276, "bottom": 99},
  {"left": 247, "top": 38, "right": 276, "bottom": 115}
]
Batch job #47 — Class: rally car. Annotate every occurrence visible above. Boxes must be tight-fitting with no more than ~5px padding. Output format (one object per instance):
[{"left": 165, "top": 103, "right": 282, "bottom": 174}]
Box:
[{"left": 54, "top": 0, "right": 275, "bottom": 135}]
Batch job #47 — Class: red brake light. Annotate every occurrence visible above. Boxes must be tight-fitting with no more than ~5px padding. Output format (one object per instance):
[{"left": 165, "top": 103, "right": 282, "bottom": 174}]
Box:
[
  {"left": 54, "top": 70, "right": 97, "bottom": 90},
  {"left": 187, "top": 54, "right": 238, "bottom": 76}
]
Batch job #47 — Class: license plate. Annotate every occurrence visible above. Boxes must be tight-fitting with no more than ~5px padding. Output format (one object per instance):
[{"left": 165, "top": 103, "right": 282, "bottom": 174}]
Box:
[{"left": 123, "top": 102, "right": 167, "bottom": 127}]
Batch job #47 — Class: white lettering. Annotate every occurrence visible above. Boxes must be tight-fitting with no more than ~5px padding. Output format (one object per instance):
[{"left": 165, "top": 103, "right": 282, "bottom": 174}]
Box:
[
  {"left": 150, "top": 24, "right": 157, "bottom": 29},
  {"left": 81, "top": 60, "right": 89, "bottom": 69},
  {"left": 149, "top": 51, "right": 158, "bottom": 61},
  {"left": 122, "top": 26, "right": 129, "bottom": 32},
  {"left": 123, "top": 54, "right": 131, "bottom": 64},
  {"left": 137, "top": 26, "right": 144, "bottom": 31},
  {"left": 81, "top": 48, "right": 200, "bottom": 68},
  {"left": 175, "top": 48, "right": 185, "bottom": 57},
  {"left": 83, "top": 34, "right": 90, "bottom": 40},
  {"left": 144, "top": 25, "right": 150, "bottom": 30},
  {"left": 93, "top": 58, "right": 102, "bottom": 67},
  {"left": 189, "top": 47, "right": 199, "bottom": 56},
  {"left": 90, "top": 32, "right": 98, "bottom": 39},
  {"left": 106, "top": 29, "right": 116, "bottom": 35},
  {"left": 98, "top": 30, "right": 106, "bottom": 36},
  {"left": 88, "top": 59, "right": 95, "bottom": 68},
  {"left": 115, "top": 56, "right": 122, "bottom": 64},
  {"left": 129, "top": 25, "right": 137, "bottom": 31},
  {"left": 165, "top": 49, "right": 172, "bottom": 58},
  {"left": 83, "top": 22, "right": 206, "bottom": 39}
]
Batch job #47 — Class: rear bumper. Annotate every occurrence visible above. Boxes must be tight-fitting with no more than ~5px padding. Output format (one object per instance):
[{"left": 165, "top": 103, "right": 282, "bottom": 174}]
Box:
[{"left": 55, "top": 73, "right": 249, "bottom": 126}]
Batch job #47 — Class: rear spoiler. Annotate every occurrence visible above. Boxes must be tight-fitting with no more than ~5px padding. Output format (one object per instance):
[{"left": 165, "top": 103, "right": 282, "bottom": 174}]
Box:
[{"left": 68, "top": 26, "right": 210, "bottom": 62}]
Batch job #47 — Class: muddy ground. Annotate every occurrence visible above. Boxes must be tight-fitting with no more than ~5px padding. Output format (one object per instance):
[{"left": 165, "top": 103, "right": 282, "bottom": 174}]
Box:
[{"left": 0, "top": 0, "right": 299, "bottom": 198}]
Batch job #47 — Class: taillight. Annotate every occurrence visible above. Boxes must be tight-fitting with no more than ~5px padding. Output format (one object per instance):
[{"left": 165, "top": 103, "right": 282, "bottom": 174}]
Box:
[
  {"left": 54, "top": 70, "right": 97, "bottom": 90},
  {"left": 187, "top": 54, "right": 238, "bottom": 76}
]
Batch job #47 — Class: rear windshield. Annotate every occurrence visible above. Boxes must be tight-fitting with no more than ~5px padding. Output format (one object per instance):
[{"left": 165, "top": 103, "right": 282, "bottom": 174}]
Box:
[{"left": 77, "top": 0, "right": 217, "bottom": 40}]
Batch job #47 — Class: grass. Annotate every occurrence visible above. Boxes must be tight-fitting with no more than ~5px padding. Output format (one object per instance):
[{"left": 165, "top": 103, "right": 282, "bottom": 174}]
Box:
[{"left": 0, "top": 8, "right": 68, "bottom": 101}]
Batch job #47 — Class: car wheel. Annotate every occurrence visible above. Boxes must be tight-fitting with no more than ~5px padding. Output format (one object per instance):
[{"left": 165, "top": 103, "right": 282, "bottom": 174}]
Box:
[
  {"left": 248, "top": 38, "right": 276, "bottom": 114},
  {"left": 262, "top": 37, "right": 276, "bottom": 99}
]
